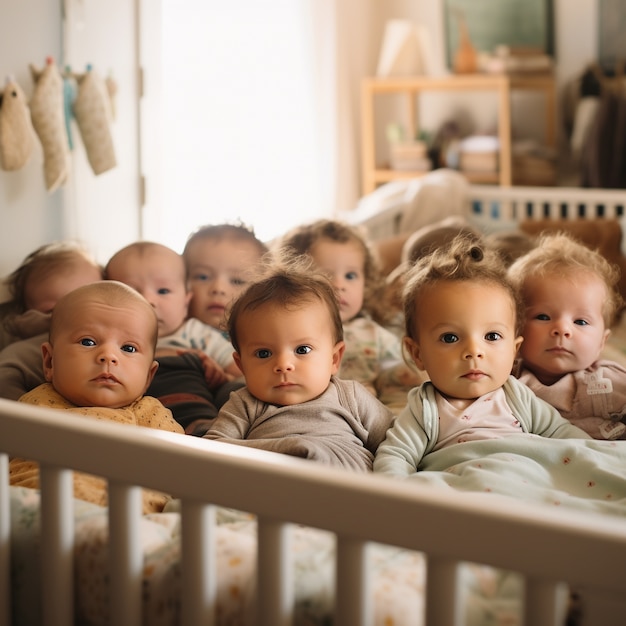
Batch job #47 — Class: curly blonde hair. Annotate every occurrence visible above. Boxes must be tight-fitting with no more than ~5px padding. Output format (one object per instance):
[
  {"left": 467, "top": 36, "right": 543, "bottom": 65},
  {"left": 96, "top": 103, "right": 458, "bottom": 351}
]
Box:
[
  {"left": 403, "top": 234, "right": 522, "bottom": 342},
  {"left": 507, "top": 232, "right": 623, "bottom": 327}
]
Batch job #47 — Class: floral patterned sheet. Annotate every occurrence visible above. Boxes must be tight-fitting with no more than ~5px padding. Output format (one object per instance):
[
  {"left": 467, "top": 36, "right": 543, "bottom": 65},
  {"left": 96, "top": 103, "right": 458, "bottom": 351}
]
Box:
[{"left": 9, "top": 485, "right": 527, "bottom": 626}]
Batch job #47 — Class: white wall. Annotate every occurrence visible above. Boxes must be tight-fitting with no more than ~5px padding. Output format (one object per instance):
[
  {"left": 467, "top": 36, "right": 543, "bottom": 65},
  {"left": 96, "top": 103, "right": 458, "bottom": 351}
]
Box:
[{"left": 0, "top": 0, "right": 141, "bottom": 277}]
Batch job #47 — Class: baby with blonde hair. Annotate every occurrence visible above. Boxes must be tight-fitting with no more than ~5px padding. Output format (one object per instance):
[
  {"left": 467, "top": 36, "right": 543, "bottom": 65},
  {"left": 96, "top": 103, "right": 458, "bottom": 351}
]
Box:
[{"left": 509, "top": 232, "right": 626, "bottom": 439}]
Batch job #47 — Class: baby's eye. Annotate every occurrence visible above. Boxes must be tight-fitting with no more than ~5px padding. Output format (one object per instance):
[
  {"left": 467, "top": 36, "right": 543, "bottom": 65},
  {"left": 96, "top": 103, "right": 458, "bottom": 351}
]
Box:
[
  {"left": 295, "top": 345, "right": 312, "bottom": 355},
  {"left": 255, "top": 349, "right": 272, "bottom": 359},
  {"left": 345, "top": 271, "right": 359, "bottom": 281},
  {"left": 485, "top": 332, "right": 502, "bottom": 342},
  {"left": 535, "top": 313, "right": 550, "bottom": 321},
  {"left": 191, "top": 273, "right": 210, "bottom": 282},
  {"left": 231, "top": 277, "right": 246, "bottom": 287},
  {"left": 80, "top": 338, "right": 96, "bottom": 347},
  {"left": 440, "top": 333, "right": 458, "bottom": 344},
  {"left": 574, "top": 319, "right": 589, "bottom": 326},
  {"left": 121, "top": 344, "right": 137, "bottom": 353},
  {"left": 157, "top": 288, "right": 171, "bottom": 295}
]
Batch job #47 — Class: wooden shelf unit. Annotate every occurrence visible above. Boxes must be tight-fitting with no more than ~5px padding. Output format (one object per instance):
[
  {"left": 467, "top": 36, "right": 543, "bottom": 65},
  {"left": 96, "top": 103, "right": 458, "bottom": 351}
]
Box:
[{"left": 361, "top": 73, "right": 556, "bottom": 195}]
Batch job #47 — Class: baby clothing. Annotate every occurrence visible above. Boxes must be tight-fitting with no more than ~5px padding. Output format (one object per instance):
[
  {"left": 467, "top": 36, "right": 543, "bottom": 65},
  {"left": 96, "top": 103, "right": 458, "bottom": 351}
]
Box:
[
  {"left": 203, "top": 376, "right": 394, "bottom": 472},
  {"left": 516, "top": 360, "right": 626, "bottom": 440},
  {"left": 433, "top": 387, "right": 523, "bottom": 450},
  {"left": 159, "top": 317, "right": 235, "bottom": 369},
  {"left": 10, "top": 383, "right": 184, "bottom": 513},
  {"left": 339, "top": 315, "right": 426, "bottom": 411},
  {"left": 373, "top": 376, "right": 589, "bottom": 477}
]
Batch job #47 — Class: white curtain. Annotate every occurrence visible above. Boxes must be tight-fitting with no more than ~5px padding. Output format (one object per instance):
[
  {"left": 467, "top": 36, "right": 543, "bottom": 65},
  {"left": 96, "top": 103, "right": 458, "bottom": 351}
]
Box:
[{"left": 144, "top": 0, "right": 378, "bottom": 250}]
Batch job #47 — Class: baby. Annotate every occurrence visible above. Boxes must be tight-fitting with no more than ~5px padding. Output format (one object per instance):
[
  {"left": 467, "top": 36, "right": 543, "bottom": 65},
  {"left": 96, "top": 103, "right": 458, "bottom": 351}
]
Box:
[
  {"left": 374, "top": 235, "right": 588, "bottom": 476},
  {"left": 508, "top": 232, "right": 626, "bottom": 440},
  {"left": 203, "top": 260, "right": 394, "bottom": 472},
  {"left": 0, "top": 241, "right": 103, "bottom": 400},
  {"left": 10, "top": 281, "right": 183, "bottom": 513},
  {"left": 183, "top": 223, "right": 268, "bottom": 335},
  {"left": 0, "top": 241, "right": 103, "bottom": 350}
]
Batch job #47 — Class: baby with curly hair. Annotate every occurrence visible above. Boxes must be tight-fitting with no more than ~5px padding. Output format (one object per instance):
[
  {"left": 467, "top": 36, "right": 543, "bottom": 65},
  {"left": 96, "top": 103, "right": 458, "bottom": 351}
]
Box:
[{"left": 374, "top": 234, "right": 588, "bottom": 476}]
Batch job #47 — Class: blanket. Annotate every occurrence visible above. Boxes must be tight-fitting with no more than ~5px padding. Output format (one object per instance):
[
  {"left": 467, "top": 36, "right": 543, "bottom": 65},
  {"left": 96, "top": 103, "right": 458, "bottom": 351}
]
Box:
[{"left": 407, "top": 435, "right": 626, "bottom": 517}]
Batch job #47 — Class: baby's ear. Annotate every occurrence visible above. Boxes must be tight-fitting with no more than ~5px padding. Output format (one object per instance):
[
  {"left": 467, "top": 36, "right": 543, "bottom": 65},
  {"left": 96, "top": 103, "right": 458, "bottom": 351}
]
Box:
[
  {"left": 403, "top": 337, "right": 424, "bottom": 370},
  {"left": 143, "top": 359, "right": 159, "bottom": 392},
  {"left": 41, "top": 342, "right": 54, "bottom": 381},
  {"left": 331, "top": 341, "right": 345, "bottom": 373}
]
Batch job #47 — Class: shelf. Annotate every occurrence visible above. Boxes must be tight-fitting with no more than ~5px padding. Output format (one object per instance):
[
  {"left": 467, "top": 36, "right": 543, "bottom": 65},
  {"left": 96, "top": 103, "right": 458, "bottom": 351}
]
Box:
[{"left": 361, "top": 73, "right": 556, "bottom": 195}]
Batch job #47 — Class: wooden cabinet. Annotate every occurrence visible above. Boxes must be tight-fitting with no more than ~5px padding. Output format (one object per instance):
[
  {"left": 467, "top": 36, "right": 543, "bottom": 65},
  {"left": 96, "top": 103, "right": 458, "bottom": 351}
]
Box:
[{"left": 361, "top": 73, "right": 556, "bottom": 195}]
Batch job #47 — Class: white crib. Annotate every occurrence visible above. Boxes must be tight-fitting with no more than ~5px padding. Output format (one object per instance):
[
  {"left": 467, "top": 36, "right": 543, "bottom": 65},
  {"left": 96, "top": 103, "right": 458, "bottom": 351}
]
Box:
[
  {"left": 347, "top": 180, "right": 626, "bottom": 242},
  {"left": 1, "top": 398, "right": 625, "bottom": 626}
]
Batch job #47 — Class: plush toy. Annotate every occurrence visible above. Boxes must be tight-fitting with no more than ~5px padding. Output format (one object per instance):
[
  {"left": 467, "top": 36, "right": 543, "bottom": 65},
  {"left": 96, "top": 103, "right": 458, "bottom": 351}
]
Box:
[
  {"left": 29, "top": 57, "right": 71, "bottom": 191},
  {"left": 0, "top": 76, "right": 36, "bottom": 171},
  {"left": 73, "top": 65, "right": 116, "bottom": 175}
]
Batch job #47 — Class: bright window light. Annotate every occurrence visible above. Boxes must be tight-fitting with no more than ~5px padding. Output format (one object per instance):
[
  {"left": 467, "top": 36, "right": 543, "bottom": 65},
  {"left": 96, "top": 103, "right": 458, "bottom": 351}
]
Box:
[{"left": 160, "top": 1, "right": 329, "bottom": 251}]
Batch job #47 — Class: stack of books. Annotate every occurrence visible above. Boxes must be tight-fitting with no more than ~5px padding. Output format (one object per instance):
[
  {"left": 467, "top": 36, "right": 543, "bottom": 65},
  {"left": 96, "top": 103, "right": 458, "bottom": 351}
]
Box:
[
  {"left": 389, "top": 140, "right": 431, "bottom": 172},
  {"left": 458, "top": 135, "right": 499, "bottom": 175}
]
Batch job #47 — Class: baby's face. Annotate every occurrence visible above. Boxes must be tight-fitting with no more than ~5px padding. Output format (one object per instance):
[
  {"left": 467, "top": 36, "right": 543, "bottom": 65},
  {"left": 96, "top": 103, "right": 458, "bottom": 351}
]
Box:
[
  {"left": 107, "top": 247, "right": 191, "bottom": 337},
  {"left": 233, "top": 299, "right": 344, "bottom": 406},
  {"left": 309, "top": 238, "right": 365, "bottom": 323},
  {"left": 519, "top": 271, "right": 609, "bottom": 385},
  {"left": 185, "top": 237, "right": 263, "bottom": 331},
  {"left": 404, "top": 280, "right": 523, "bottom": 409},
  {"left": 43, "top": 298, "right": 157, "bottom": 408}
]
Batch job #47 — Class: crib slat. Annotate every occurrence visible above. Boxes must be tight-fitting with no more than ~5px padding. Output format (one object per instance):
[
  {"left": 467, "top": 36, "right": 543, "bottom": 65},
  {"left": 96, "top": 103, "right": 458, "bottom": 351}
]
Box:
[
  {"left": 257, "top": 518, "right": 292, "bottom": 626},
  {"left": 335, "top": 537, "right": 371, "bottom": 626},
  {"left": 0, "top": 454, "right": 10, "bottom": 626},
  {"left": 425, "top": 556, "right": 462, "bottom": 626},
  {"left": 181, "top": 502, "right": 216, "bottom": 626},
  {"left": 108, "top": 482, "right": 142, "bottom": 626},
  {"left": 524, "top": 578, "right": 568, "bottom": 626},
  {"left": 40, "top": 465, "right": 74, "bottom": 626}
]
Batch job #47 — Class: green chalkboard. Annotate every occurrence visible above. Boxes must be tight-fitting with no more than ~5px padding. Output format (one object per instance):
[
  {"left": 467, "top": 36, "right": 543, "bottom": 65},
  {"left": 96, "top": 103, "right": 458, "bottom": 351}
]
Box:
[{"left": 443, "top": 0, "right": 554, "bottom": 67}]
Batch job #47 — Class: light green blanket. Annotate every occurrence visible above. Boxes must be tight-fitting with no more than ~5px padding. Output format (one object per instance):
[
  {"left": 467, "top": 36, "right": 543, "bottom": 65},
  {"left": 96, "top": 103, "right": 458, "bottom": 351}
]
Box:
[{"left": 410, "top": 435, "right": 626, "bottom": 517}]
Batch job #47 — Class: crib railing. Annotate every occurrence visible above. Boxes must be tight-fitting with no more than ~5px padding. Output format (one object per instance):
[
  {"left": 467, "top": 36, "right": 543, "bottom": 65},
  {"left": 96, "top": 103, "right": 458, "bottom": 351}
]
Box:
[
  {"left": 348, "top": 183, "right": 626, "bottom": 241},
  {"left": 469, "top": 184, "right": 626, "bottom": 223},
  {"left": 1, "top": 398, "right": 625, "bottom": 626}
]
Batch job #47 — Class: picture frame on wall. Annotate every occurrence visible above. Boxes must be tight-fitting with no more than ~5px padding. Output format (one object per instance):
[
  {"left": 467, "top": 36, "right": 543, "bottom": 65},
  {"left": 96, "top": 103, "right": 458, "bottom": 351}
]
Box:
[{"left": 443, "top": 0, "right": 554, "bottom": 71}]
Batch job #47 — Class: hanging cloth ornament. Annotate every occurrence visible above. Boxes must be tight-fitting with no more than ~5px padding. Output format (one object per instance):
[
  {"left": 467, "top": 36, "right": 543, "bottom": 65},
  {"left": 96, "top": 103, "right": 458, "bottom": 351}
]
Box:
[
  {"left": 0, "top": 76, "right": 36, "bottom": 171},
  {"left": 73, "top": 64, "right": 117, "bottom": 175},
  {"left": 29, "top": 56, "right": 71, "bottom": 192}
]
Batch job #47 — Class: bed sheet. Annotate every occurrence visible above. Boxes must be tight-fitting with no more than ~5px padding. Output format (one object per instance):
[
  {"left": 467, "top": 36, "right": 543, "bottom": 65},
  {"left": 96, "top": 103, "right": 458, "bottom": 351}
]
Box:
[{"left": 9, "top": 485, "right": 525, "bottom": 626}]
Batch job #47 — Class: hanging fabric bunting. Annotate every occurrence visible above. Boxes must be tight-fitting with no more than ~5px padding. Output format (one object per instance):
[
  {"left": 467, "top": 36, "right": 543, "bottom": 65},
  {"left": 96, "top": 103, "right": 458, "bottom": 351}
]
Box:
[
  {"left": 29, "top": 56, "right": 71, "bottom": 192},
  {"left": 73, "top": 64, "right": 117, "bottom": 175},
  {"left": 0, "top": 76, "right": 36, "bottom": 171}
]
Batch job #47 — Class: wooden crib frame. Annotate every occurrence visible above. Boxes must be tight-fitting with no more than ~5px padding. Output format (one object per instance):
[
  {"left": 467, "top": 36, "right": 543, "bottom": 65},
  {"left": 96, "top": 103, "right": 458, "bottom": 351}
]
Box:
[{"left": 1, "top": 397, "right": 625, "bottom": 626}]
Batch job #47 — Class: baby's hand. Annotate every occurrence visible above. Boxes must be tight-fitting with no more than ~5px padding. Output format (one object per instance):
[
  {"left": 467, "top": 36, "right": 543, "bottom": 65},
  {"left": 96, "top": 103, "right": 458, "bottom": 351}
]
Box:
[{"left": 181, "top": 348, "right": 230, "bottom": 389}]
